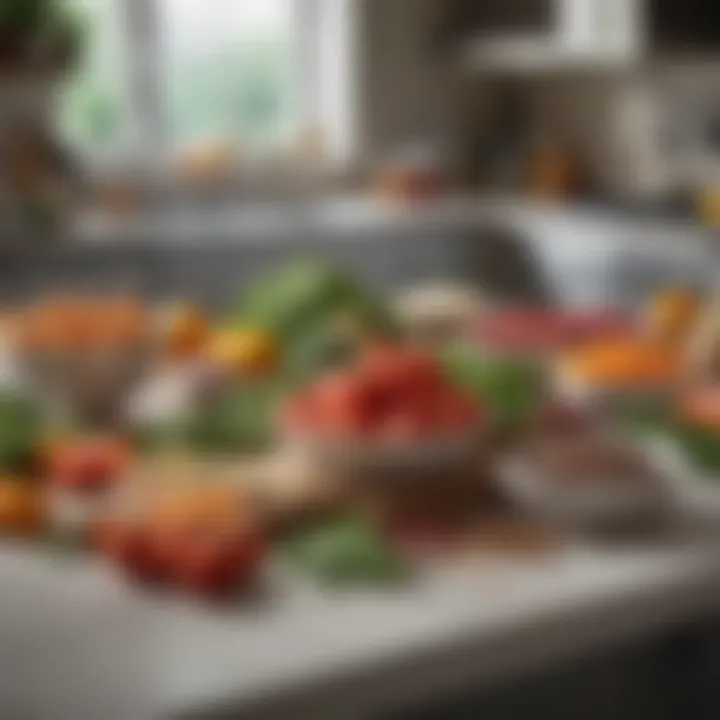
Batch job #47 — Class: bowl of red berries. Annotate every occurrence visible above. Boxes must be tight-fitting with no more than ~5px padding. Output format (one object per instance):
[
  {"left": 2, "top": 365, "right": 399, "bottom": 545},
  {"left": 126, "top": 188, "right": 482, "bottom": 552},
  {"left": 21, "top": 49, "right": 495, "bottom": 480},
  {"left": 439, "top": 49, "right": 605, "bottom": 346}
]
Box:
[{"left": 281, "top": 345, "right": 486, "bottom": 482}]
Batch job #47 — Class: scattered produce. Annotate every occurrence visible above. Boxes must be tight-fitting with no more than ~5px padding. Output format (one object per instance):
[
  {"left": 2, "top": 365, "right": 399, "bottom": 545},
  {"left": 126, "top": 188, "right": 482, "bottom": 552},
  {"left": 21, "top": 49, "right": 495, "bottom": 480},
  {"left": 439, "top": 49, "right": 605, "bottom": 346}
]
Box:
[
  {"left": 177, "top": 380, "right": 282, "bottom": 454},
  {"left": 0, "top": 267, "right": 714, "bottom": 607},
  {"left": 15, "top": 297, "right": 151, "bottom": 352},
  {"left": 46, "top": 436, "right": 130, "bottom": 493},
  {"left": 237, "top": 262, "right": 397, "bottom": 386},
  {"left": 283, "top": 346, "right": 481, "bottom": 442},
  {"left": 671, "top": 424, "right": 720, "bottom": 475},
  {"left": 283, "top": 516, "right": 408, "bottom": 586},
  {"left": 441, "top": 344, "right": 544, "bottom": 433},
  {"left": 645, "top": 289, "right": 700, "bottom": 345},
  {"left": 475, "top": 308, "right": 635, "bottom": 357},
  {"left": 559, "top": 341, "right": 680, "bottom": 390},
  {"left": 172, "top": 526, "right": 267, "bottom": 599},
  {"left": 238, "top": 262, "right": 396, "bottom": 343},
  {"left": 208, "top": 328, "right": 279, "bottom": 377},
  {"left": 0, "top": 392, "right": 45, "bottom": 474},
  {"left": 663, "top": 387, "right": 720, "bottom": 474},
  {"left": 679, "top": 386, "right": 720, "bottom": 431},
  {"left": 614, "top": 387, "right": 720, "bottom": 476},
  {"left": 147, "top": 485, "right": 248, "bottom": 533},
  {"left": 160, "top": 303, "right": 211, "bottom": 359},
  {"left": 96, "top": 485, "right": 266, "bottom": 598},
  {"left": 0, "top": 478, "right": 46, "bottom": 537}
]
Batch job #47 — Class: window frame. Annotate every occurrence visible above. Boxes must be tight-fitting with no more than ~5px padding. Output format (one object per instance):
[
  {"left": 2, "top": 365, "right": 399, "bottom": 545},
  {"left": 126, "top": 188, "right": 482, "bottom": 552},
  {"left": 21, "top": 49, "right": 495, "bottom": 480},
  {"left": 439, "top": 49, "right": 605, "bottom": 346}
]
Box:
[{"left": 76, "top": 0, "right": 359, "bottom": 178}]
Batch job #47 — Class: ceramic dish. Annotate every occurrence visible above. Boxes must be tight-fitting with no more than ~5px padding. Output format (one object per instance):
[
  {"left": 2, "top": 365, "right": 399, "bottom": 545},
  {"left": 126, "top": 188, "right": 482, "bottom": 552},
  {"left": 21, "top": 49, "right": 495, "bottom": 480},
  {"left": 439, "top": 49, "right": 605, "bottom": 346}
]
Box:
[{"left": 496, "top": 444, "right": 670, "bottom": 531}]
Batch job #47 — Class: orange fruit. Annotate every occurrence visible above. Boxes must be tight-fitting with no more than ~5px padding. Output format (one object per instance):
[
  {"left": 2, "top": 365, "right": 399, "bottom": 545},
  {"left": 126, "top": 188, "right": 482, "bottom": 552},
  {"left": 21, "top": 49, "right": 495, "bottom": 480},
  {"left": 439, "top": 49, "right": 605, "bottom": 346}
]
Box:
[
  {"left": 0, "top": 480, "right": 46, "bottom": 537},
  {"left": 161, "top": 304, "right": 211, "bottom": 358}
]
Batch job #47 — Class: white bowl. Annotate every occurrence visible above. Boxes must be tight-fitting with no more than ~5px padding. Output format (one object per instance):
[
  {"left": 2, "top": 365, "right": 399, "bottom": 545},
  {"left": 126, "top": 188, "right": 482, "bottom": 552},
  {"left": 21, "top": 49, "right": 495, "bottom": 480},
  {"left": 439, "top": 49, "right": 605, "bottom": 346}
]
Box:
[{"left": 496, "top": 453, "right": 668, "bottom": 531}]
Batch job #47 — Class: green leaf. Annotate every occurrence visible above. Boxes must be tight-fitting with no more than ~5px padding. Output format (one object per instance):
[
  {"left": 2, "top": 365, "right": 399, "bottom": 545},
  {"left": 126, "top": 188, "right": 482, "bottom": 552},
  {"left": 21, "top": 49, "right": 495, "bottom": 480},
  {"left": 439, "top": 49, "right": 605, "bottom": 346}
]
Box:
[
  {"left": 440, "top": 345, "right": 545, "bottom": 432},
  {"left": 283, "top": 517, "right": 409, "bottom": 586},
  {"left": 673, "top": 424, "right": 720, "bottom": 475},
  {"left": 0, "top": 392, "right": 45, "bottom": 474},
  {"left": 176, "top": 380, "right": 287, "bottom": 456}
]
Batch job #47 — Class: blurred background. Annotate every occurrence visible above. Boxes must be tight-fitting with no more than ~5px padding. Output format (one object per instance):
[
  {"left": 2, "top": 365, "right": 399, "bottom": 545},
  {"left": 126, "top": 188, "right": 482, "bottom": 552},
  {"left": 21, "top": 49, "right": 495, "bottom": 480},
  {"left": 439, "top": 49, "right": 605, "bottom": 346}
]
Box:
[
  {"left": 3, "top": 0, "right": 720, "bottom": 307},
  {"left": 5, "top": 3, "right": 720, "bottom": 720}
]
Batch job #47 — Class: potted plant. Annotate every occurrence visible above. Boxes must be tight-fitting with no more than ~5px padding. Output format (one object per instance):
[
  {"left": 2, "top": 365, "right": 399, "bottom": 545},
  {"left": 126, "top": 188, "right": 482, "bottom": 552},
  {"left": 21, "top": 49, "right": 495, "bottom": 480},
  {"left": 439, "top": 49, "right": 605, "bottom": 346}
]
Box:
[{"left": 0, "top": 0, "right": 84, "bottom": 76}]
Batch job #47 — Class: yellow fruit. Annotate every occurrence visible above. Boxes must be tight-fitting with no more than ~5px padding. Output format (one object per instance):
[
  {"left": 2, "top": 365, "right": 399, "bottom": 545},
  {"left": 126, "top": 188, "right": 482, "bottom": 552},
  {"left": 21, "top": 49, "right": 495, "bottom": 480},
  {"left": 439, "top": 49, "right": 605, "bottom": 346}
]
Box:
[
  {"left": 698, "top": 190, "right": 720, "bottom": 227},
  {"left": 208, "top": 328, "right": 279, "bottom": 376},
  {"left": 0, "top": 480, "right": 45, "bottom": 537},
  {"left": 162, "top": 304, "right": 211, "bottom": 358},
  {"left": 646, "top": 290, "right": 699, "bottom": 343}
]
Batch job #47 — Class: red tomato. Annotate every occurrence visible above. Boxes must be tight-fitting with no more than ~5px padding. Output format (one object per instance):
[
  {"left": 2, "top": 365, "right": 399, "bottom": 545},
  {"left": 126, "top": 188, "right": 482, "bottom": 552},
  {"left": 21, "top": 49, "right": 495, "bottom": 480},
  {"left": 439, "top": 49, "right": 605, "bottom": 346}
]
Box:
[
  {"left": 436, "top": 393, "right": 480, "bottom": 433},
  {"left": 95, "top": 520, "right": 160, "bottom": 583},
  {"left": 175, "top": 527, "right": 267, "bottom": 599},
  {"left": 680, "top": 387, "right": 720, "bottom": 429},
  {"left": 280, "top": 395, "right": 319, "bottom": 434},
  {"left": 143, "top": 526, "right": 197, "bottom": 582},
  {"left": 48, "top": 438, "right": 130, "bottom": 493},
  {"left": 314, "top": 372, "right": 375, "bottom": 437},
  {"left": 379, "top": 412, "right": 425, "bottom": 443},
  {"left": 362, "top": 346, "right": 443, "bottom": 402}
]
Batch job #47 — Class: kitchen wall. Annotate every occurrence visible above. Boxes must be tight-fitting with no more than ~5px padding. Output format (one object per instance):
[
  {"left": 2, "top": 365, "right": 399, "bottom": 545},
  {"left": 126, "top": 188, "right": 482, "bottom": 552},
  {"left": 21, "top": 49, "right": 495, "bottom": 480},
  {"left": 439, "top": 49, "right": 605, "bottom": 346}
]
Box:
[
  {"left": 518, "top": 61, "right": 720, "bottom": 199},
  {"left": 357, "top": 0, "right": 481, "bottom": 175}
]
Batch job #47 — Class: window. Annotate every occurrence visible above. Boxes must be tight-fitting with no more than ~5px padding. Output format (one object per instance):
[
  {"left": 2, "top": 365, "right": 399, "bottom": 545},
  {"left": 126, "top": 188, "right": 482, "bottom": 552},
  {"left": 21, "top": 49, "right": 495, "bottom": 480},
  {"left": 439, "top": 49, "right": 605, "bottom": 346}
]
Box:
[
  {"left": 61, "top": 0, "right": 306, "bottom": 162},
  {"left": 60, "top": 0, "right": 128, "bottom": 153},
  {"left": 159, "top": 0, "right": 295, "bottom": 150}
]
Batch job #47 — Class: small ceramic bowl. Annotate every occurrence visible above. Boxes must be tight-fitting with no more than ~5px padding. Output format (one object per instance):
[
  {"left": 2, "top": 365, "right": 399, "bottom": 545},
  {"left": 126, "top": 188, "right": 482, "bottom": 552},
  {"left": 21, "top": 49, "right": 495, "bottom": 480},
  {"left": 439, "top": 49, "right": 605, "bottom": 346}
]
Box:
[{"left": 496, "top": 448, "right": 669, "bottom": 531}]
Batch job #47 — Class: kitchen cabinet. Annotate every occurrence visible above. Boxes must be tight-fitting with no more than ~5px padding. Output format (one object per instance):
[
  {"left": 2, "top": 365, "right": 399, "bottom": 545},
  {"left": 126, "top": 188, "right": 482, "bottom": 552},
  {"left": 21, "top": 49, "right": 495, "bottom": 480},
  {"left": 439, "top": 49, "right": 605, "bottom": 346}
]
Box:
[
  {"left": 472, "top": 1, "right": 553, "bottom": 35},
  {"left": 651, "top": 0, "right": 720, "bottom": 52}
]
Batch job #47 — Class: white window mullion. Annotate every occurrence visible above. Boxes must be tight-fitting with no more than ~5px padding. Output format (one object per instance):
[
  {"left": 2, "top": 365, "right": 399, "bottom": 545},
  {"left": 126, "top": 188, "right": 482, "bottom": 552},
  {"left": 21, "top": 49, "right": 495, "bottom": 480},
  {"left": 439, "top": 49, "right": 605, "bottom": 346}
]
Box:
[
  {"left": 293, "top": 0, "right": 322, "bottom": 131},
  {"left": 308, "top": 0, "right": 360, "bottom": 165},
  {"left": 118, "top": 0, "right": 165, "bottom": 168}
]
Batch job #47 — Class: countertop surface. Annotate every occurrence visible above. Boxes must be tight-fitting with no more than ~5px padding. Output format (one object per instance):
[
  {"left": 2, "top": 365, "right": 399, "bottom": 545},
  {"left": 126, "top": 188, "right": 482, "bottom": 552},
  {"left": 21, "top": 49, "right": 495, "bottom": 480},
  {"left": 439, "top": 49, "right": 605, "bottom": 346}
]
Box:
[
  {"left": 67, "top": 196, "right": 717, "bottom": 248},
  {"left": 2, "top": 538, "right": 720, "bottom": 720}
]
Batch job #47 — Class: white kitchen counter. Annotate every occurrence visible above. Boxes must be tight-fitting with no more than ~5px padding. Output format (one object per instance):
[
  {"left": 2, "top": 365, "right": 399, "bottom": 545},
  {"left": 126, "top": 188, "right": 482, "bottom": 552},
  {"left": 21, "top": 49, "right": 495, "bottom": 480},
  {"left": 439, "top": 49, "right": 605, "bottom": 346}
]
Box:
[{"left": 2, "top": 540, "right": 720, "bottom": 720}]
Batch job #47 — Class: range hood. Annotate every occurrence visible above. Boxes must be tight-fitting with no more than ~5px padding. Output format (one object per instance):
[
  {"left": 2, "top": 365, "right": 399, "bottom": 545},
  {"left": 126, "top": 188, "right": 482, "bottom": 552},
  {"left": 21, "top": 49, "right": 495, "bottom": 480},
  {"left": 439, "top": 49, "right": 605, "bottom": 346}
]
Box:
[{"left": 451, "top": 0, "right": 644, "bottom": 73}]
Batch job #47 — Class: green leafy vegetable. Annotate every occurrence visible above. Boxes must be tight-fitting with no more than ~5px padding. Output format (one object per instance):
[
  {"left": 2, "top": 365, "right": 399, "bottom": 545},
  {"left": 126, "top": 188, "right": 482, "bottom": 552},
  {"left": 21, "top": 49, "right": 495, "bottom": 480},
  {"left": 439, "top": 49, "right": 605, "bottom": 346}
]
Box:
[
  {"left": 139, "top": 380, "right": 286, "bottom": 457},
  {"left": 182, "top": 381, "right": 283, "bottom": 455},
  {"left": 0, "top": 392, "right": 45, "bottom": 474},
  {"left": 615, "top": 401, "right": 720, "bottom": 477},
  {"left": 672, "top": 424, "right": 720, "bottom": 475},
  {"left": 441, "top": 345, "right": 545, "bottom": 432},
  {"left": 236, "top": 261, "right": 398, "bottom": 385},
  {"left": 238, "top": 261, "right": 397, "bottom": 343},
  {"left": 283, "top": 517, "right": 409, "bottom": 586}
]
